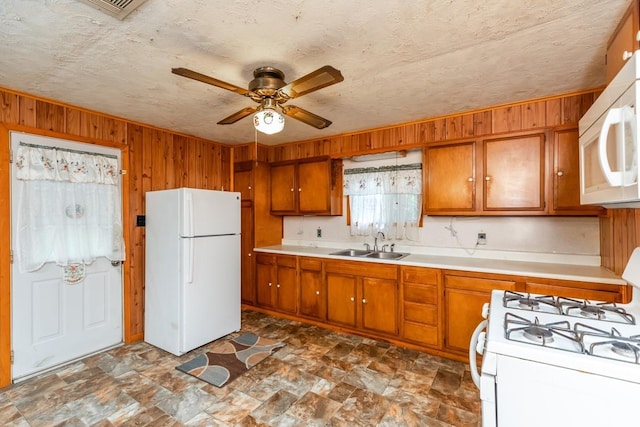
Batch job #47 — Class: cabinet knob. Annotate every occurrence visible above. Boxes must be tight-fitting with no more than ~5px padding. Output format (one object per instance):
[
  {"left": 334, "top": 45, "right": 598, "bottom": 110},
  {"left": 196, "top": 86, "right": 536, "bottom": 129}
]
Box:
[
  {"left": 362, "top": 298, "right": 367, "bottom": 304},
  {"left": 268, "top": 282, "right": 272, "bottom": 287},
  {"left": 248, "top": 186, "right": 252, "bottom": 190},
  {"left": 315, "top": 290, "right": 320, "bottom": 295},
  {"left": 276, "top": 284, "right": 281, "bottom": 288},
  {"left": 248, "top": 253, "right": 252, "bottom": 257},
  {"left": 623, "top": 51, "right": 634, "bottom": 61},
  {"left": 350, "top": 297, "right": 355, "bottom": 302},
  {"left": 298, "top": 188, "right": 302, "bottom": 192},
  {"left": 636, "top": 30, "right": 640, "bottom": 42},
  {"left": 467, "top": 177, "right": 474, "bottom": 182},
  {"left": 485, "top": 176, "right": 491, "bottom": 181},
  {"left": 557, "top": 171, "right": 564, "bottom": 177},
  {"left": 290, "top": 188, "right": 294, "bottom": 192}
]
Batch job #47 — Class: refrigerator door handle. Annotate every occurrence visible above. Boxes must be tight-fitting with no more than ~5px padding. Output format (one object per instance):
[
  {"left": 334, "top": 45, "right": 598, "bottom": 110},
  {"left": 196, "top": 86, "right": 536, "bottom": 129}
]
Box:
[
  {"left": 185, "top": 191, "right": 194, "bottom": 237},
  {"left": 186, "top": 237, "right": 194, "bottom": 284}
]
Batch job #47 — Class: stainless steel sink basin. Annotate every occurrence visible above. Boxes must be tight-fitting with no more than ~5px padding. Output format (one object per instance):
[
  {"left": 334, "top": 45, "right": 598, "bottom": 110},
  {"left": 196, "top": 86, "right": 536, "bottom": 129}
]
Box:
[
  {"left": 329, "top": 249, "right": 372, "bottom": 257},
  {"left": 329, "top": 249, "right": 410, "bottom": 260},
  {"left": 364, "top": 251, "right": 409, "bottom": 260}
]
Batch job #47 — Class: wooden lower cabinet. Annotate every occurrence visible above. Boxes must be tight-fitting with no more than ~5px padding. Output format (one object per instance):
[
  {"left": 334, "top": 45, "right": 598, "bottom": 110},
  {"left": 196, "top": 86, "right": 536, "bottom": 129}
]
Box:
[
  {"left": 255, "top": 253, "right": 297, "bottom": 314},
  {"left": 325, "top": 260, "right": 398, "bottom": 336},
  {"left": 251, "top": 254, "right": 629, "bottom": 362},
  {"left": 299, "top": 258, "right": 325, "bottom": 320},
  {"left": 401, "top": 266, "right": 442, "bottom": 349},
  {"left": 444, "top": 273, "right": 519, "bottom": 354}
]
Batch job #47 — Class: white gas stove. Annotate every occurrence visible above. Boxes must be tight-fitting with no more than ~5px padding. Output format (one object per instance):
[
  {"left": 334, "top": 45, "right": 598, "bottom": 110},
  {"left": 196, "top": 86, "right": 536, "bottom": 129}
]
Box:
[{"left": 470, "top": 248, "right": 640, "bottom": 427}]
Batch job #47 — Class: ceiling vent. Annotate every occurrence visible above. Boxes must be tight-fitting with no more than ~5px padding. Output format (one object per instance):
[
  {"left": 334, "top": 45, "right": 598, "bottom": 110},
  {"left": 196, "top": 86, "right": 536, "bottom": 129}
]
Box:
[{"left": 77, "top": 0, "right": 148, "bottom": 20}]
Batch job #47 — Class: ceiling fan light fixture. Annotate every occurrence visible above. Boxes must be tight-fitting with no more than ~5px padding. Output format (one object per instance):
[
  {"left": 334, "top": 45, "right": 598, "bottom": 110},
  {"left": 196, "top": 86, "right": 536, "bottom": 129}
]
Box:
[{"left": 253, "top": 108, "right": 285, "bottom": 134}]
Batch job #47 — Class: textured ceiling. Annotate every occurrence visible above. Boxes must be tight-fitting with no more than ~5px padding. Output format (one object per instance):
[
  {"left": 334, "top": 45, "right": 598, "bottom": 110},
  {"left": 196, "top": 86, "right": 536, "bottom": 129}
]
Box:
[{"left": 0, "top": 0, "right": 630, "bottom": 145}]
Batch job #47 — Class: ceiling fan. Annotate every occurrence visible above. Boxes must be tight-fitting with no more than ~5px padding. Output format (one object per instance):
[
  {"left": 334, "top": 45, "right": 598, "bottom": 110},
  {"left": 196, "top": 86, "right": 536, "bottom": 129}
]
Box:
[{"left": 171, "top": 65, "right": 344, "bottom": 134}]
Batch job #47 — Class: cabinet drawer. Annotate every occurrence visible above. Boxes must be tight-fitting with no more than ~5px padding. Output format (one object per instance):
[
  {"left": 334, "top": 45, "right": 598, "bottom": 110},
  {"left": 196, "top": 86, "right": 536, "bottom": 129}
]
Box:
[
  {"left": 445, "top": 275, "right": 516, "bottom": 292},
  {"left": 299, "top": 258, "right": 322, "bottom": 271},
  {"left": 404, "top": 302, "right": 438, "bottom": 325},
  {"left": 404, "top": 283, "right": 438, "bottom": 305},
  {"left": 256, "top": 253, "right": 276, "bottom": 265},
  {"left": 403, "top": 322, "right": 439, "bottom": 347},
  {"left": 526, "top": 282, "right": 623, "bottom": 303},
  {"left": 276, "top": 255, "right": 297, "bottom": 268},
  {"left": 402, "top": 267, "right": 439, "bottom": 285}
]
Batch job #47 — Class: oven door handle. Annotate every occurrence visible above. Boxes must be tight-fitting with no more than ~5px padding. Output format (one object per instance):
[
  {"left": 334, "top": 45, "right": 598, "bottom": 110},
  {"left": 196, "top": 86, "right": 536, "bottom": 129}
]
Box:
[{"left": 469, "top": 319, "right": 487, "bottom": 389}]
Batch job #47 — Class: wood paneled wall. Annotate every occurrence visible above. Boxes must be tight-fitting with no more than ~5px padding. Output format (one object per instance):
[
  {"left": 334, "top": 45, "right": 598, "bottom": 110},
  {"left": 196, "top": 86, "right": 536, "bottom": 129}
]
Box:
[
  {"left": 234, "top": 90, "right": 602, "bottom": 163},
  {"left": 0, "top": 87, "right": 231, "bottom": 387}
]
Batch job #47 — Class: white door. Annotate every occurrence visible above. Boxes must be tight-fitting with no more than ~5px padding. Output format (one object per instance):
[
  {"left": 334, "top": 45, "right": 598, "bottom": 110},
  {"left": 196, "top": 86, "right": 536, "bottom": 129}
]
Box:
[{"left": 10, "top": 132, "right": 123, "bottom": 381}]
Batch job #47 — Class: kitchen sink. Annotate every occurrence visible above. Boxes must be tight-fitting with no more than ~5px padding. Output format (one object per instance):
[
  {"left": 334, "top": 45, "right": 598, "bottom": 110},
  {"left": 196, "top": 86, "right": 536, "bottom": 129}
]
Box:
[
  {"left": 329, "top": 249, "right": 409, "bottom": 260},
  {"left": 365, "top": 251, "right": 409, "bottom": 260},
  {"left": 329, "top": 249, "right": 372, "bottom": 257}
]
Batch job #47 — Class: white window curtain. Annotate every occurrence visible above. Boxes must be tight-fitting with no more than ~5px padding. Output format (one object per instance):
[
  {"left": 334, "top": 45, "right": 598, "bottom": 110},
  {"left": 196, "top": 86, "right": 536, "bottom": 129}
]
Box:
[
  {"left": 14, "top": 143, "right": 125, "bottom": 273},
  {"left": 343, "top": 163, "right": 422, "bottom": 240}
]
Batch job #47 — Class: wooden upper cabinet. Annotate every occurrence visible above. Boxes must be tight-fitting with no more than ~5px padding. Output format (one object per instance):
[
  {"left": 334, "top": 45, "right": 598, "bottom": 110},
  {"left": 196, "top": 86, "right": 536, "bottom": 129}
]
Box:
[
  {"left": 483, "top": 132, "right": 545, "bottom": 212},
  {"left": 606, "top": 0, "right": 640, "bottom": 84},
  {"left": 234, "top": 167, "right": 253, "bottom": 201},
  {"left": 551, "top": 128, "right": 604, "bottom": 215},
  {"left": 298, "top": 160, "right": 330, "bottom": 213},
  {"left": 270, "top": 162, "right": 297, "bottom": 213},
  {"left": 424, "top": 141, "right": 476, "bottom": 213},
  {"left": 424, "top": 132, "right": 547, "bottom": 215},
  {"left": 270, "top": 157, "right": 342, "bottom": 216}
]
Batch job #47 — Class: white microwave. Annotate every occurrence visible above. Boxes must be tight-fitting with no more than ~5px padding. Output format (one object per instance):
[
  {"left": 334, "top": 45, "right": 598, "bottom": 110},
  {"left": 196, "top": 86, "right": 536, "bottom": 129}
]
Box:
[{"left": 579, "top": 51, "right": 640, "bottom": 208}]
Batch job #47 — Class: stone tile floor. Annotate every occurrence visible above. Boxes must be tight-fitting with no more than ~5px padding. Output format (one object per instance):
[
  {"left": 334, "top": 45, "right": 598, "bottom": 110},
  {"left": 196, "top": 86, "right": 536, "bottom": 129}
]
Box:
[{"left": 0, "top": 310, "right": 480, "bottom": 426}]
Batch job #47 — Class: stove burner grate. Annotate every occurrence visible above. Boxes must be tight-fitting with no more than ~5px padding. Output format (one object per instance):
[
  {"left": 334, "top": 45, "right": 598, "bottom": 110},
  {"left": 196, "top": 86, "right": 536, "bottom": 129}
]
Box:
[
  {"left": 575, "top": 323, "right": 640, "bottom": 364},
  {"left": 503, "top": 291, "right": 561, "bottom": 314},
  {"left": 559, "top": 297, "right": 635, "bottom": 325},
  {"left": 504, "top": 312, "right": 583, "bottom": 353}
]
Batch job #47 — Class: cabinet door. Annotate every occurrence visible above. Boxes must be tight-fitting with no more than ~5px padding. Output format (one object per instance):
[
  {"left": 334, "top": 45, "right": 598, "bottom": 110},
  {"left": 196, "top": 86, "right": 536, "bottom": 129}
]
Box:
[
  {"left": 424, "top": 142, "right": 476, "bottom": 213},
  {"left": 326, "top": 273, "right": 357, "bottom": 328},
  {"left": 606, "top": 1, "right": 639, "bottom": 84},
  {"left": 552, "top": 129, "right": 603, "bottom": 215},
  {"left": 276, "top": 261, "right": 298, "bottom": 314},
  {"left": 361, "top": 277, "right": 397, "bottom": 336},
  {"left": 299, "top": 259, "right": 324, "bottom": 319},
  {"left": 255, "top": 258, "right": 275, "bottom": 308},
  {"left": 444, "top": 288, "right": 491, "bottom": 353},
  {"left": 235, "top": 169, "right": 253, "bottom": 201},
  {"left": 444, "top": 275, "right": 517, "bottom": 353},
  {"left": 483, "top": 133, "right": 545, "bottom": 211},
  {"left": 298, "top": 160, "right": 330, "bottom": 213},
  {"left": 240, "top": 204, "right": 254, "bottom": 304},
  {"left": 270, "top": 163, "right": 297, "bottom": 213}
]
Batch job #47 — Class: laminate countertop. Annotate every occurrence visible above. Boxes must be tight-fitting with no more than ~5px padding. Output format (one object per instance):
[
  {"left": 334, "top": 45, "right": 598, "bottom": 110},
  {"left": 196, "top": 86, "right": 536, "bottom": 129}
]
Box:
[{"left": 254, "top": 245, "right": 626, "bottom": 286}]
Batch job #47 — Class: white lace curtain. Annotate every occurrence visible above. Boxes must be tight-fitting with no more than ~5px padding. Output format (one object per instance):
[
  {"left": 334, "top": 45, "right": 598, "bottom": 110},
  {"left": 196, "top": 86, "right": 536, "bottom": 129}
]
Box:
[
  {"left": 15, "top": 143, "right": 125, "bottom": 273},
  {"left": 343, "top": 163, "right": 422, "bottom": 240}
]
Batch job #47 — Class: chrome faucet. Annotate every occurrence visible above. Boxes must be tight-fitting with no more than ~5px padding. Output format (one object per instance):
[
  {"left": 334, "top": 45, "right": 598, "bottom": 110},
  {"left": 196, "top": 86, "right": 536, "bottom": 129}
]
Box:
[{"left": 373, "top": 231, "right": 385, "bottom": 252}]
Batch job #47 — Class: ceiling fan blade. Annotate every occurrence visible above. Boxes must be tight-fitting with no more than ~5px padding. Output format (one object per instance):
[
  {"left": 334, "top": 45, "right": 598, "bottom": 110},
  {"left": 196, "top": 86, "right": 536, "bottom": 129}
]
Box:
[
  {"left": 172, "top": 67, "right": 251, "bottom": 96},
  {"left": 281, "top": 105, "right": 332, "bottom": 129},
  {"left": 278, "top": 65, "right": 344, "bottom": 99},
  {"left": 217, "top": 107, "right": 258, "bottom": 125}
]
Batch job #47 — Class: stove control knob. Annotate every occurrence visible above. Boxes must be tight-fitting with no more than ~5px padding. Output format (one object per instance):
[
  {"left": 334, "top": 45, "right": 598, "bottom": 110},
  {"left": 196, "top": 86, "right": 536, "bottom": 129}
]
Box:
[
  {"left": 476, "top": 331, "right": 486, "bottom": 355},
  {"left": 481, "top": 303, "right": 490, "bottom": 319}
]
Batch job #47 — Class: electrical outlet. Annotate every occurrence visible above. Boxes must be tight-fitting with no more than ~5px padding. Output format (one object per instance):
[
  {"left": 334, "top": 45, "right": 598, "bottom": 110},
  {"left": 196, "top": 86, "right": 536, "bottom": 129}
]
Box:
[
  {"left": 317, "top": 227, "right": 322, "bottom": 238},
  {"left": 477, "top": 232, "right": 487, "bottom": 245}
]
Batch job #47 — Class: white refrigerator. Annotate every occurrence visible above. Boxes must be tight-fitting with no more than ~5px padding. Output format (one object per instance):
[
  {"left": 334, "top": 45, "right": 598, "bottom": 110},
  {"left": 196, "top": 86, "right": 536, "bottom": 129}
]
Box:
[{"left": 144, "top": 188, "right": 241, "bottom": 356}]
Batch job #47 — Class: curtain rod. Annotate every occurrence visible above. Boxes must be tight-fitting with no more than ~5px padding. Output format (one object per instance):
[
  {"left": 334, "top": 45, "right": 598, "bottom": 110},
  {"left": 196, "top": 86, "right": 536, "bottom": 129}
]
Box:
[
  {"left": 344, "top": 163, "right": 422, "bottom": 175},
  {"left": 19, "top": 142, "right": 118, "bottom": 160}
]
